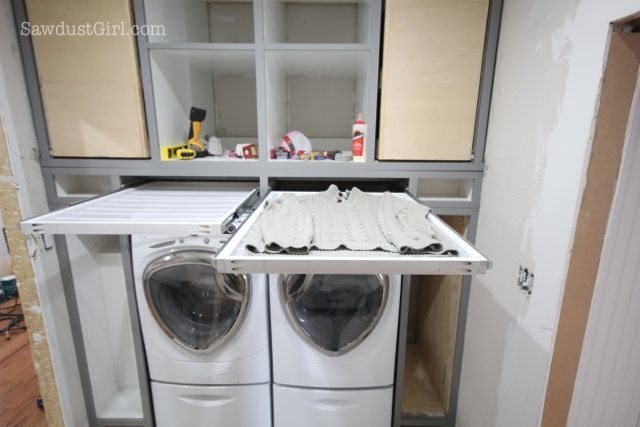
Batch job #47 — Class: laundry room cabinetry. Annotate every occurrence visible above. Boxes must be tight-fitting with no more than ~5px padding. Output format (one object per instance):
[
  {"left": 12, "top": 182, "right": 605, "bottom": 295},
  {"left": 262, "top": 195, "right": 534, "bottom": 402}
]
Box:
[
  {"left": 397, "top": 215, "right": 469, "bottom": 425},
  {"left": 22, "top": 181, "right": 264, "bottom": 427},
  {"left": 149, "top": 48, "right": 259, "bottom": 159},
  {"left": 139, "top": 0, "right": 380, "bottom": 163},
  {"left": 21, "top": 180, "right": 490, "bottom": 427},
  {"left": 377, "top": 0, "right": 490, "bottom": 161},
  {"left": 402, "top": 274, "right": 464, "bottom": 420},
  {"left": 144, "top": 0, "right": 255, "bottom": 43},
  {"left": 13, "top": 0, "right": 503, "bottom": 425},
  {"left": 45, "top": 174, "right": 142, "bottom": 208},
  {"left": 17, "top": 0, "right": 500, "bottom": 171},
  {"left": 265, "top": 50, "right": 371, "bottom": 155},
  {"left": 52, "top": 175, "right": 114, "bottom": 200},
  {"left": 23, "top": 0, "right": 149, "bottom": 158},
  {"left": 263, "top": 0, "right": 371, "bottom": 44},
  {"left": 262, "top": 0, "right": 377, "bottom": 161},
  {"left": 63, "top": 235, "right": 144, "bottom": 420},
  {"left": 143, "top": 0, "right": 259, "bottom": 162}
]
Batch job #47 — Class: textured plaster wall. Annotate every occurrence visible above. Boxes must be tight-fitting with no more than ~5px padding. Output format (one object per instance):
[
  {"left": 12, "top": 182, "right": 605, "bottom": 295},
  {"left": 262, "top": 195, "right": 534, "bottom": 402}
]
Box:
[{"left": 457, "top": 1, "right": 640, "bottom": 426}]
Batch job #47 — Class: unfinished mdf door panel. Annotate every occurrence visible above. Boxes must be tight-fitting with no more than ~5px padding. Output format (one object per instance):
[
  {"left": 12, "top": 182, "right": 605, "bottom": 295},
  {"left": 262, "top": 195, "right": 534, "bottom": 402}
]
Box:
[
  {"left": 377, "top": 0, "right": 489, "bottom": 161},
  {"left": 25, "top": 0, "right": 149, "bottom": 158},
  {"left": 402, "top": 215, "right": 468, "bottom": 423}
]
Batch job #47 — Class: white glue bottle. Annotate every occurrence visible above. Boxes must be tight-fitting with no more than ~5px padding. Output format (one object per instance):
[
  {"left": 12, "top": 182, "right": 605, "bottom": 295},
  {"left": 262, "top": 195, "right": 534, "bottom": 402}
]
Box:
[{"left": 352, "top": 113, "right": 366, "bottom": 162}]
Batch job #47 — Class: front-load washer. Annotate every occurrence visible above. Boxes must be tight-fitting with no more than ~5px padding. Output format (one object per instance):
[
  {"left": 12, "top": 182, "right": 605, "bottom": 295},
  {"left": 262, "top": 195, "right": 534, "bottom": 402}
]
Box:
[
  {"left": 269, "top": 273, "right": 401, "bottom": 427},
  {"left": 133, "top": 234, "right": 271, "bottom": 427}
]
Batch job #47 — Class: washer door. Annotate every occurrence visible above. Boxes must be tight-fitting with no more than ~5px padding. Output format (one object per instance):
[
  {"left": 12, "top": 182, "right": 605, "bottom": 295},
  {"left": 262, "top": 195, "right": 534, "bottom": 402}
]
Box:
[
  {"left": 143, "top": 250, "right": 250, "bottom": 353},
  {"left": 282, "top": 274, "right": 388, "bottom": 355}
]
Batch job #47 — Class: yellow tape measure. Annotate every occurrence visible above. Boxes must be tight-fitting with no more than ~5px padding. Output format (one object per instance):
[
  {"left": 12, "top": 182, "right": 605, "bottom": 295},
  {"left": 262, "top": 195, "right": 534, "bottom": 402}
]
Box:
[{"left": 175, "top": 148, "right": 197, "bottom": 160}]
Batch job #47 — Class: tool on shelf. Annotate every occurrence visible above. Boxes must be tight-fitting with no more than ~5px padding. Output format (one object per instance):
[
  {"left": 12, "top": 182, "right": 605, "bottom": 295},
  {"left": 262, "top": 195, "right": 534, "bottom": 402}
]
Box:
[
  {"left": 175, "top": 147, "right": 197, "bottom": 160},
  {"left": 186, "top": 107, "right": 207, "bottom": 157},
  {"left": 161, "top": 143, "right": 188, "bottom": 160}
]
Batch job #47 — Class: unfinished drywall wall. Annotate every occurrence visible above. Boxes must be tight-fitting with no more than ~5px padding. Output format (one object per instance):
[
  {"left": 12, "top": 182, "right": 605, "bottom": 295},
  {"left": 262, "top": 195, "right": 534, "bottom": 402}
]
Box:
[
  {"left": 457, "top": 1, "right": 640, "bottom": 426},
  {"left": 0, "top": 3, "right": 86, "bottom": 426}
]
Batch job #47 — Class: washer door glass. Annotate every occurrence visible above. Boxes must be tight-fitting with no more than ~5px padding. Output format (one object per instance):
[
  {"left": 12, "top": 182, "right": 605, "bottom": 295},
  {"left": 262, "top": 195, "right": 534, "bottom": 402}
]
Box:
[
  {"left": 282, "top": 274, "right": 387, "bottom": 355},
  {"left": 144, "top": 250, "right": 250, "bottom": 352}
]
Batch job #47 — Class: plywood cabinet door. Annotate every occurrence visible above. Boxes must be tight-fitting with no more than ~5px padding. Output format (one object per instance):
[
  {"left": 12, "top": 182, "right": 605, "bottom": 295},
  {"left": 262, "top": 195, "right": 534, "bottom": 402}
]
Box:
[
  {"left": 377, "top": 0, "right": 489, "bottom": 161},
  {"left": 26, "top": 0, "right": 149, "bottom": 158}
]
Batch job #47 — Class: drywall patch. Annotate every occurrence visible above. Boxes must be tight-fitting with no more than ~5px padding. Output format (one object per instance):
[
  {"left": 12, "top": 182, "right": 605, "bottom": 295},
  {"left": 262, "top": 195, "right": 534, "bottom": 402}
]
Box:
[{"left": 0, "top": 120, "right": 64, "bottom": 427}]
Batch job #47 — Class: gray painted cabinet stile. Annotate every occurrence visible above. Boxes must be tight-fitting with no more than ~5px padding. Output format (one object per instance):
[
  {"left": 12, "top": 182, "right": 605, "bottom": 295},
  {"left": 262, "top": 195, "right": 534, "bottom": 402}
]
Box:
[{"left": 12, "top": 0, "right": 503, "bottom": 425}]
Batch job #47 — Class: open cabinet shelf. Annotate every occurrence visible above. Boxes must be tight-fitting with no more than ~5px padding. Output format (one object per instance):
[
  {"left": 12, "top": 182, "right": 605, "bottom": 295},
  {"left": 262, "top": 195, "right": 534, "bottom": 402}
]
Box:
[
  {"left": 54, "top": 175, "right": 113, "bottom": 199},
  {"left": 264, "top": 43, "right": 371, "bottom": 50},
  {"left": 266, "top": 50, "right": 370, "bottom": 157},
  {"left": 144, "top": 0, "right": 255, "bottom": 43},
  {"left": 399, "top": 215, "right": 469, "bottom": 425},
  {"left": 402, "top": 343, "right": 446, "bottom": 419},
  {"left": 137, "top": 0, "right": 379, "bottom": 165},
  {"left": 263, "top": 0, "right": 372, "bottom": 43},
  {"left": 149, "top": 48, "right": 259, "bottom": 160},
  {"left": 99, "top": 387, "right": 144, "bottom": 419},
  {"left": 146, "top": 42, "right": 257, "bottom": 50},
  {"left": 67, "top": 235, "right": 144, "bottom": 420}
]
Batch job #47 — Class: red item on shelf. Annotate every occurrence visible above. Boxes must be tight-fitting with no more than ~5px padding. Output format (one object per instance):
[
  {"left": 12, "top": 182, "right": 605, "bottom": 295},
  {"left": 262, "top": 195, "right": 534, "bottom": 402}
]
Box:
[{"left": 242, "top": 144, "right": 258, "bottom": 159}]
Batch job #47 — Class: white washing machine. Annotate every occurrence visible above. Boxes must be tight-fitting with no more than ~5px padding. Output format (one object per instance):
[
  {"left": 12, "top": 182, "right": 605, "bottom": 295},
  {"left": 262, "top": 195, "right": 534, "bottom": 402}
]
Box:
[
  {"left": 133, "top": 234, "right": 271, "bottom": 427},
  {"left": 269, "top": 273, "right": 401, "bottom": 427}
]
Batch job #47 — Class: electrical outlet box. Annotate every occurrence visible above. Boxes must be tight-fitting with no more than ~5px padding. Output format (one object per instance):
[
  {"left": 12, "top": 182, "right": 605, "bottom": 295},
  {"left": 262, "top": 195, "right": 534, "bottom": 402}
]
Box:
[{"left": 517, "top": 266, "right": 534, "bottom": 296}]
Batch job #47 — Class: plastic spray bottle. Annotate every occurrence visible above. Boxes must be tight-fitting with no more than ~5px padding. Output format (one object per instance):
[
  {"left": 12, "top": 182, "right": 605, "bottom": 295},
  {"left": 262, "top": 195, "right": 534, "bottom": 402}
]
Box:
[{"left": 352, "top": 113, "right": 366, "bottom": 162}]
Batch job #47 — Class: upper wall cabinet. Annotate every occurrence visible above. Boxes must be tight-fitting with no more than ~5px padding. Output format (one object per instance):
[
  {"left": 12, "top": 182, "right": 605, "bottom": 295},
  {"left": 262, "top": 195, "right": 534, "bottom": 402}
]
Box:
[
  {"left": 25, "top": 0, "right": 149, "bottom": 158},
  {"left": 377, "top": 0, "right": 489, "bottom": 161}
]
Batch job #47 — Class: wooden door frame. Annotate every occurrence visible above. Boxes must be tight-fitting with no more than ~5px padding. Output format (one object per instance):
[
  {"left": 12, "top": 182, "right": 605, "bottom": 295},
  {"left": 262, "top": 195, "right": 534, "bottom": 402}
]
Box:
[{"left": 541, "top": 17, "right": 640, "bottom": 427}]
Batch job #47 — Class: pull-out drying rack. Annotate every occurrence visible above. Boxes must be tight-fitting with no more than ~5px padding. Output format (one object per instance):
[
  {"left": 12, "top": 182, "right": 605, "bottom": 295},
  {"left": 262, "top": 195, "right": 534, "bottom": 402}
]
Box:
[
  {"left": 21, "top": 184, "right": 489, "bottom": 276},
  {"left": 214, "top": 191, "right": 490, "bottom": 275},
  {"left": 21, "top": 181, "right": 260, "bottom": 236}
]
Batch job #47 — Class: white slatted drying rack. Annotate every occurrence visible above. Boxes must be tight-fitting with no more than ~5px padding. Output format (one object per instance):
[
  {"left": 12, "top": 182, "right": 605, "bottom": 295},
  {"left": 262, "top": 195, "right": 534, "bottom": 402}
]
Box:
[{"left": 21, "top": 181, "right": 260, "bottom": 236}]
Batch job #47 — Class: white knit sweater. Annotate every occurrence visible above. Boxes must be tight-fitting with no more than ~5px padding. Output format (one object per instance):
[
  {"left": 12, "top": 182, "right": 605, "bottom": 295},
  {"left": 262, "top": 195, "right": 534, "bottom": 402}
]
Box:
[{"left": 245, "top": 185, "right": 451, "bottom": 255}]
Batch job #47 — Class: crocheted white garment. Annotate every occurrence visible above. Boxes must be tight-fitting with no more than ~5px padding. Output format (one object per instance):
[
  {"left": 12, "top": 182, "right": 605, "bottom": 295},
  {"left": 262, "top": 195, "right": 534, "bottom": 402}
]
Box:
[{"left": 245, "top": 185, "right": 451, "bottom": 255}]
